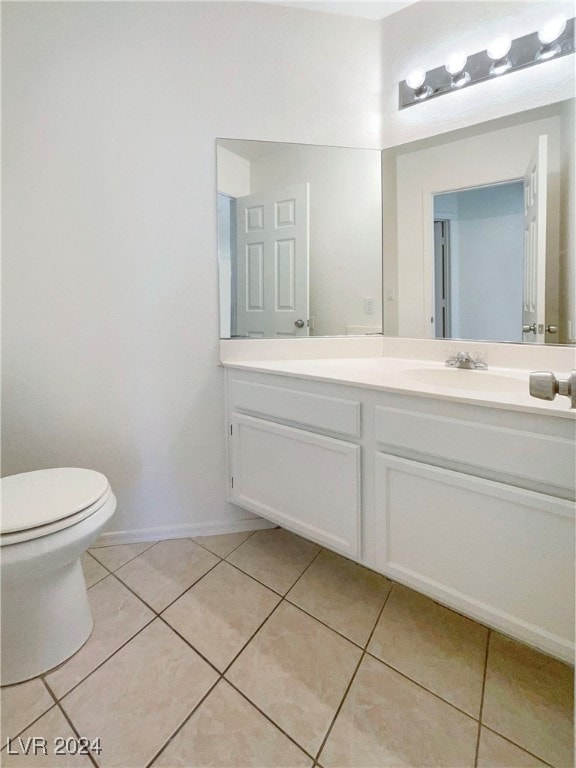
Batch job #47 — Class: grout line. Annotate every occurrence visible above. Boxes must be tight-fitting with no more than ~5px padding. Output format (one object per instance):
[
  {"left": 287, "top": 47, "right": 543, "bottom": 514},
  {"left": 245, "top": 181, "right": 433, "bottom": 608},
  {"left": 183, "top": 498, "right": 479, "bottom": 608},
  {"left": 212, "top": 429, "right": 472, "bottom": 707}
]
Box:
[
  {"left": 105, "top": 553, "right": 222, "bottom": 618},
  {"left": 223, "top": 543, "right": 323, "bottom": 599},
  {"left": 474, "top": 629, "right": 492, "bottom": 768},
  {"left": 40, "top": 675, "right": 58, "bottom": 705},
  {"left": 313, "top": 581, "right": 395, "bottom": 763},
  {"left": 143, "top": 676, "right": 223, "bottom": 768},
  {"left": 222, "top": 558, "right": 286, "bottom": 597},
  {"left": 188, "top": 528, "right": 258, "bottom": 558},
  {"left": 283, "top": 596, "right": 365, "bottom": 652},
  {"left": 53, "top": 698, "right": 100, "bottom": 768},
  {"left": 88, "top": 541, "right": 156, "bottom": 572},
  {"left": 84, "top": 552, "right": 108, "bottom": 588},
  {"left": 223, "top": 678, "right": 317, "bottom": 763},
  {"left": 221, "top": 598, "right": 285, "bottom": 677},
  {"left": 480, "top": 724, "right": 556, "bottom": 767},
  {"left": 222, "top": 546, "right": 323, "bottom": 676},
  {"left": 363, "top": 648, "right": 482, "bottom": 724},
  {"left": 54, "top": 615, "right": 157, "bottom": 702},
  {"left": 1, "top": 702, "right": 59, "bottom": 747},
  {"left": 155, "top": 559, "right": 223, "bottom": 615},
  {"left": 156, "top": 616, "right": 222, "bottom": 677}
]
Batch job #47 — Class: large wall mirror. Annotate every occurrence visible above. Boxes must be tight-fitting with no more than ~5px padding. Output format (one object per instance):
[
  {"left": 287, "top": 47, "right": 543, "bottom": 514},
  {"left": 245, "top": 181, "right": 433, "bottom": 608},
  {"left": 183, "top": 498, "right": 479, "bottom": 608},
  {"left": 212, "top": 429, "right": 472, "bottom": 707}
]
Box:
[
  {"left": 217, "top": 139, "right": 382, "bottom": 338},
  {"left": 383, "top": 98, "right": 575, "bottom": 346},
  {"left": 217, "top": 99, "right": 574, "bottom": 345}
]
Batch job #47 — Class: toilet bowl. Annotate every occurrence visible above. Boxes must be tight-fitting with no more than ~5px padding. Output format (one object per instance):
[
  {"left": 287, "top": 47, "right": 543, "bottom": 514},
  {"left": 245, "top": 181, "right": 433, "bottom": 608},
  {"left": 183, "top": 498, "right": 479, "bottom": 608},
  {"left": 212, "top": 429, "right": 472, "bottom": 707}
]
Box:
[{"left": 0, "top": 468, "right": 117, "bottom": 685}]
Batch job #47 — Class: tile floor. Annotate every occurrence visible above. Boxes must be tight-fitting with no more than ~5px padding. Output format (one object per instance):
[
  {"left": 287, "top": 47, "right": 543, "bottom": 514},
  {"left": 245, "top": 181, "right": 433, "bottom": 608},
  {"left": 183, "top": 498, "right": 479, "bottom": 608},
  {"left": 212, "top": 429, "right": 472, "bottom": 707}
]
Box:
[{"left": 1, "top": 528, "right": 573, "bottom": 768}]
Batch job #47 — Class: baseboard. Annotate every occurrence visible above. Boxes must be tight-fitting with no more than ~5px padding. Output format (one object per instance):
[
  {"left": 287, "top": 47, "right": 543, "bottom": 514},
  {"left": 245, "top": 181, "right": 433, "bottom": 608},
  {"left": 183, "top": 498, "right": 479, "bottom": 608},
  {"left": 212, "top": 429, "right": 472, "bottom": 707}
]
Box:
[{"left": 92, "top": 516, "right": 276, "bottom": 547}]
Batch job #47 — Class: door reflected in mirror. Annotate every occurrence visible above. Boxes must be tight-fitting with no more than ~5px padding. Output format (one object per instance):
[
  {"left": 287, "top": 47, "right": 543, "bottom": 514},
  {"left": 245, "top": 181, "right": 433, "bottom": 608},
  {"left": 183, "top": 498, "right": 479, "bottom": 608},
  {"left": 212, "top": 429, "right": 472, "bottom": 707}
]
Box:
[
  {"left": 383, "top": 98, "right": 575, "bottom": 345},
  {"left": 433, "top": 179, "right": 526, "bottom": 342},
  {"left": 217, "top": 139, "right": 382, "bottom": 339}
]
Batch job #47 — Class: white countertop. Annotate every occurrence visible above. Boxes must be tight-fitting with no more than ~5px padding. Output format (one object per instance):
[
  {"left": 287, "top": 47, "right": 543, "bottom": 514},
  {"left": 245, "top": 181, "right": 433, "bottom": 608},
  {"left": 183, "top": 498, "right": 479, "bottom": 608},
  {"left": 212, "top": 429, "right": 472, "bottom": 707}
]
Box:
[{"left": 222, "top": 357, "right": 576, "bottom": 419}]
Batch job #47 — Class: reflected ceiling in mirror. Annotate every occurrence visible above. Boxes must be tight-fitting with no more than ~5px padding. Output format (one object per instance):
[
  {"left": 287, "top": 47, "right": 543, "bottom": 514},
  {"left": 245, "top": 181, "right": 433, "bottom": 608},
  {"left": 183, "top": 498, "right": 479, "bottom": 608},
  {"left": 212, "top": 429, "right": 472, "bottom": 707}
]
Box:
[
  {"left": 217, "top": 139, "right": 382, "bottom": 339},
  {"left": 382, "top": 99, "right": 575, "bottom": 346}
]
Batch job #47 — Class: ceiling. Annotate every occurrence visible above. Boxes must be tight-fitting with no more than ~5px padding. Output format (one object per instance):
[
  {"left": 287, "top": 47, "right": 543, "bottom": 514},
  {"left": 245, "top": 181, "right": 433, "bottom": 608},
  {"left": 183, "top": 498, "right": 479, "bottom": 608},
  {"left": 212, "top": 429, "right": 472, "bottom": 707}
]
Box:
[{"left": 264, "top": 1, "right": 419, "bottom": 20}]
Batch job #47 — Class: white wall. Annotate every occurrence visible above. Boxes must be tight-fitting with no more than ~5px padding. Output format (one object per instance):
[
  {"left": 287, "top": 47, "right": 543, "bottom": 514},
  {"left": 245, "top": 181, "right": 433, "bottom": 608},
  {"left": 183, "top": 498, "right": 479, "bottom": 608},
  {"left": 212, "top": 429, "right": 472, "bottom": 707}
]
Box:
[
  {"left": 380, "top": 0, "right": 575, "bottom": 148},
  {"left": 2, "top": 2, "right": 382, "bottom": 540},
  {"left": 250, "top": 145, "right": 382, "bottom": 336},
  {"left": 216, "top": 146, "right": 250, "bottom": 199}
]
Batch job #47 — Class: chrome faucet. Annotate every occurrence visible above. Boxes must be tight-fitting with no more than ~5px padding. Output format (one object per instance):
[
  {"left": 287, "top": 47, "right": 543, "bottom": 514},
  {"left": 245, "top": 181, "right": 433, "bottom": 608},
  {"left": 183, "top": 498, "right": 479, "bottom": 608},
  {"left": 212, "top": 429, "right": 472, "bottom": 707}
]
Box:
[{"left": 445, "top": 351, "right": 488, "bottom": 370}]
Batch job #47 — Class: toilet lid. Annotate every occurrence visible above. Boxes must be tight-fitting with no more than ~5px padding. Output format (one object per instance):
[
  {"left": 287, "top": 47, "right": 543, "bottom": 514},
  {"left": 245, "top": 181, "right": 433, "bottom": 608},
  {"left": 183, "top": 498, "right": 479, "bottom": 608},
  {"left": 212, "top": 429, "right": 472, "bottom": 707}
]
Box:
[{"left": 1, "top": 468, "right": 110, "bottom": 534}]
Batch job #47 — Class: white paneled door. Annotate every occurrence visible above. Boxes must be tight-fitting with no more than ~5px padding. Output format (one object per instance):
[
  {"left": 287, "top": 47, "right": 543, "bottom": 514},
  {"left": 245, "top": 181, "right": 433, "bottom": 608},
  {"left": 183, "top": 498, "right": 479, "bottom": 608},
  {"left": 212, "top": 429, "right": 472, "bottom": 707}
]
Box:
[
  {"left": 236, "top": 183, "right": 309, "bottom": 337},
  {"left": 522, "top": 135, "right": 547, "bottom": 344}
]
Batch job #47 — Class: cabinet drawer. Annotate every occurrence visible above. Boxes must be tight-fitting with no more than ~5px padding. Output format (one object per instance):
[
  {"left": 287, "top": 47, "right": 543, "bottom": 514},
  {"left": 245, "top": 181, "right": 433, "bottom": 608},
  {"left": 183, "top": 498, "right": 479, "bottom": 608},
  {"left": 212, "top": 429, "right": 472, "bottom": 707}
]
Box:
[
  {"left": 375, "top": 452, "right": 575, "bottom": 661},
  {"left": 231, "top": 413, "right": 360, "bottom": 556},
  {"left": 375, "top": 405, "right": 575, "bottom": 493},
  {"left": 229, "top": 378, "right": 361, "bottom": 437}
]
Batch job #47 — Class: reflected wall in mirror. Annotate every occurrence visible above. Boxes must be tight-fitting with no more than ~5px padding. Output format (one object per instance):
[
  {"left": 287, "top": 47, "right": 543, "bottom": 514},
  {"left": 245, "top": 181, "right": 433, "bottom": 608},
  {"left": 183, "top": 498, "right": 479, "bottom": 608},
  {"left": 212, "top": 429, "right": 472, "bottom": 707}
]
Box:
[
  {"left": 382, "top": 99, "right": 575, "bottom": 345},
  {"left": 217, "top": 139, "right": 382, "bottom": 338}
]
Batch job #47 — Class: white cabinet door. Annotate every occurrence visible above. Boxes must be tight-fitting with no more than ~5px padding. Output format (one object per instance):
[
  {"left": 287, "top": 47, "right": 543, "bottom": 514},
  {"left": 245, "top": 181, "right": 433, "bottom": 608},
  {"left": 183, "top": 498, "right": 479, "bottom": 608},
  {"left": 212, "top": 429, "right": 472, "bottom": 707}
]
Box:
[
  {"left": 231, "top": 413, "right": 360, "bottom": 556},
  {"left": 375, "top": 452, "right": 575, "bottom": 662}
]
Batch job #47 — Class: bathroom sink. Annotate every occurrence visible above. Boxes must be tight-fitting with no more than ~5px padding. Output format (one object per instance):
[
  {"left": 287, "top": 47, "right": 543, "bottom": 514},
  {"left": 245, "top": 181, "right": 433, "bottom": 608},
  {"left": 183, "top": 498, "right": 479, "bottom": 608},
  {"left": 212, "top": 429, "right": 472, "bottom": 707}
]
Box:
[{"left": 399, "top": 367, "right": 522, "bottom": 392}]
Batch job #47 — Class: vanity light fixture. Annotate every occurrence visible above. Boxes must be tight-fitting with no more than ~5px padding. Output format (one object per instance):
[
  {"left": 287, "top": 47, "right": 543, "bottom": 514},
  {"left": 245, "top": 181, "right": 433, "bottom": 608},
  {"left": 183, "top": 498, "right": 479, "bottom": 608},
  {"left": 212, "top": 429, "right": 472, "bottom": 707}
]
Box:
[
  {"left": 405, "top": 68, "right": 432, "bottom": 99},
  {"left": 487, "top": 33, "right": 512, "bottom": 75},
  {"left": 445, "top": 50, "right": 470, "bottom": 87},
  {"left": 399, "top": 15, "right": 575, "bottom": 108},
  {"left": 537, "top": 13, "right": 567, "bottom": 59}
]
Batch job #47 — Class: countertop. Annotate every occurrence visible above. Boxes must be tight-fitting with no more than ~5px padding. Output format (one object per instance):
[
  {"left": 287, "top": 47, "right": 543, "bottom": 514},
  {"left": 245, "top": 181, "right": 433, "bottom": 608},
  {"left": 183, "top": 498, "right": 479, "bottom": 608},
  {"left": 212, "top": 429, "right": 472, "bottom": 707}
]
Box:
[{"left": 221, "top": 357, "right": 576, "bottom": 419}]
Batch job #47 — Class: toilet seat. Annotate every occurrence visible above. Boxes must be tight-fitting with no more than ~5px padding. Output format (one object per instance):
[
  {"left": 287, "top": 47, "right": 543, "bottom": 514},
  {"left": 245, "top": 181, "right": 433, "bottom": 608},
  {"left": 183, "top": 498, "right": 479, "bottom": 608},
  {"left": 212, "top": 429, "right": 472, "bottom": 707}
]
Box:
[{"left": 1, "top": 468, "right": 111, "bottom": 546}]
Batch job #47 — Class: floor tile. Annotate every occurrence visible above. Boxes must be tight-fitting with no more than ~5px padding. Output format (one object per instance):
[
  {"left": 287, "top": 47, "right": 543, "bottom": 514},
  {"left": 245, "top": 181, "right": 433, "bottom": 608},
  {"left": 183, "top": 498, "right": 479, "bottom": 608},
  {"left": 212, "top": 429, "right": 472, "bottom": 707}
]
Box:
[
  {"left": 287, "top": 550, "right": 391, "bottom": 646},
  {"left": 89, "top": 542, "right": 154, "bottom": 572},
  {"left": 226, "top": 601, "right": 361, "bottom": 756},
  {"left": 114, "top": 539, "right": 219, "bottom": 611},
  {"left": 46, "top": 575, "right": 154, "bottom": 698},
  {"left": 1, "top": 706, "right": 92, "bottom": 767},
  {"left": 80, "top": 553, "right": 107, "bottom": 588},
  {"left": 477, "top": 727, "right": 548, "bottom": 767},
  {"left": 482, "top": 633, "right": 574, "bottom": 767},
  {"left": 192, "top": 531, "right": 254, "bottom": 558},
  {"left": 319, "top": 654, "right": 478, "bottom": 767},
  {"left": 61, "top": 620, "right": 218, "bottom": 768},
  {"left": 162, "top": 561, "right": 280, "bottom": 670},
  {"left": 226, "top": 528, "right": 320, "bottom": 595},
  {"left": 1, "top": 679, "right": 54, "bottom": 741},
  {"left": 152, "top": 680, "right": 313, "bottom": 767},
  {"left": 367, "top": 584, "right": 488, "bottom": 716}
]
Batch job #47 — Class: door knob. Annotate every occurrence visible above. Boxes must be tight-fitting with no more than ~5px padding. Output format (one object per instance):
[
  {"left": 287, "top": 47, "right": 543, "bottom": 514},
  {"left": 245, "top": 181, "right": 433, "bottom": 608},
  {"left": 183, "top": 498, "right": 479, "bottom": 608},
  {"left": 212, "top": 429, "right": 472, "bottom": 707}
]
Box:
[
  {"left": 546, "top": 325, "right": 558, "bottom": 334},
  {"left": 522, "top": 323, "right": 536, "bottom": 333},
  {"left": 529, "top": 370, "right": 576, "bottom": 408},
  {"left": 294, "top": 319, "right": 305, "bottom": 328}
]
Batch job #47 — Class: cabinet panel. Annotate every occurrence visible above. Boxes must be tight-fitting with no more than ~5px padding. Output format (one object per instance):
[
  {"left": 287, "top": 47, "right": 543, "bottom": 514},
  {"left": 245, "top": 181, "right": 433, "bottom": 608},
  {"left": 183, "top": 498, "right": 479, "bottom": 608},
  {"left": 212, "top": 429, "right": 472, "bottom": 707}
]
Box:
[
  {"left": 231, "top": 414, "right": 360, "bottom": 556},
  {"left": 375, "top": 405, "right": 575, "bottom": 494},
  {"left": 375, "top": 453, "right": 575, "bottom": 662},
  {"left": 230, "top": 378, "right": 361, "bottom": 437}
]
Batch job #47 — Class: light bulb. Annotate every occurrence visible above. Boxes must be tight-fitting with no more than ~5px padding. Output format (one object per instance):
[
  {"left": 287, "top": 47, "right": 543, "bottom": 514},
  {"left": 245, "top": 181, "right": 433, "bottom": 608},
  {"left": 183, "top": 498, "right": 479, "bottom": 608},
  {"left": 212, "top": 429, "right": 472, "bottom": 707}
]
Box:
[
  {"left": 487, "top": 33, "right": 512, "bottom": 61},
  {"left": 538, "top": 14, "right": 566, "bottom": 45},
  {"left": 445, "top": 50, "right": 467, "bottom": 76},
  {"left": 406, "top": 69, "right": 426, "bottom": 90}
]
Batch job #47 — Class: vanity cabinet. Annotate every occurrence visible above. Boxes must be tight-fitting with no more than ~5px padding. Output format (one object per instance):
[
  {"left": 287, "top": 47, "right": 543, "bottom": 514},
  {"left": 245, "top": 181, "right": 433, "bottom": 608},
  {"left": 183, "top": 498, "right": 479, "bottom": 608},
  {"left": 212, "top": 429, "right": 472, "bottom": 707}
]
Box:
[
  {"left": 225, "top": 366, "right": 575, "bottom": 662},
  {"left": 227, "top": 377, "right": 362, "bottom": 556}
]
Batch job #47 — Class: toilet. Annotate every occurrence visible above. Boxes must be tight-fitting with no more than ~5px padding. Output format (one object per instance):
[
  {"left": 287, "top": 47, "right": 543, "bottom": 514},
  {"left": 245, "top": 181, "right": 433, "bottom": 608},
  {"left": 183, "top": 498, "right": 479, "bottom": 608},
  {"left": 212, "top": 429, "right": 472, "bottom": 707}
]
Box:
[{"left": 1, "top": 468, "right": 117, "bottom": 685}]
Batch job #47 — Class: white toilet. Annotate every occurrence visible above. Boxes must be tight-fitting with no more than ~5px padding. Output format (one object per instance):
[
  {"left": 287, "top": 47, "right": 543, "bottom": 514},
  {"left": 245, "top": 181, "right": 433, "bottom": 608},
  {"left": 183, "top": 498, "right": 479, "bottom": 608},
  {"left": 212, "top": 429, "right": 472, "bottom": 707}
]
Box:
[{"left": 1, "top": 468, "right": 117, "bottom": 685}]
